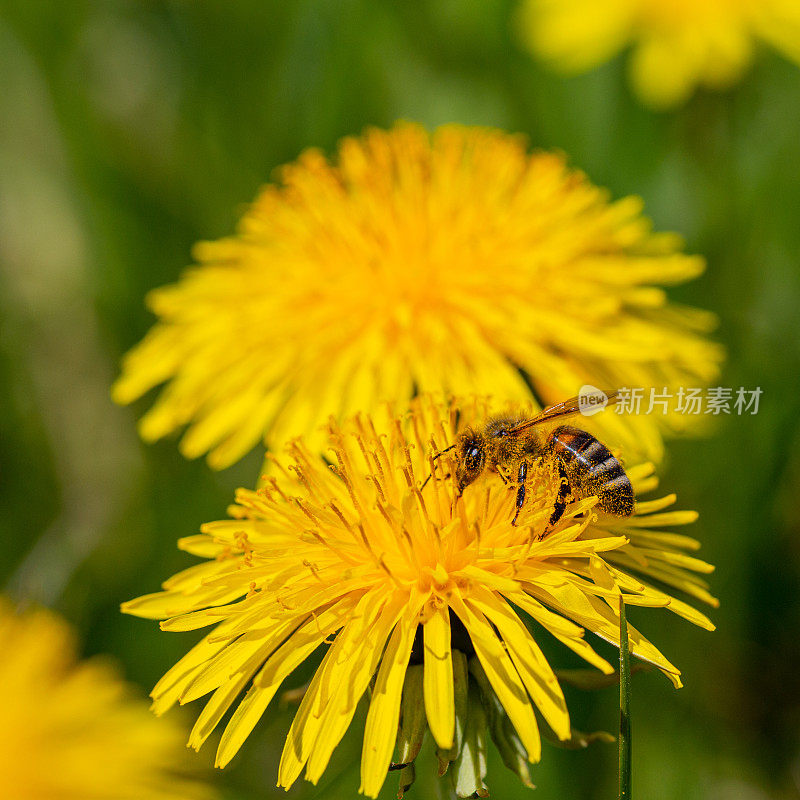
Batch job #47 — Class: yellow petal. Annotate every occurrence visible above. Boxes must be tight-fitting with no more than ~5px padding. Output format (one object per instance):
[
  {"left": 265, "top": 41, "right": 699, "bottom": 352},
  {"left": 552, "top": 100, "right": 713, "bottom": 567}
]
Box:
[
  {"left": 505, "top": 591, "right": 615, "bottom": 674},
  {"left": 150, "top": 617, "right": 242, "bottom": 713},
  {"left": 532, "top": 581, "right": 682, "bottom": 687},
  {"left": 360, "top": 612, "right": 419, "bottom": 797},
  {"left": 305, "top": 598, "right": 406, "bottom": 784},
  {"left": 277, "top": 591, "right": 392, "bottom": 785},
  {"left": 277, "top": 650, "right": 330, "bottom": 790},
  {"left": 181, "top": 620, "right": 294, "bottom": 705},
  {"left": 450, "top": 590, "right": 541, "bottom": 762},
  {"left": 468, "top": 587, "right": 570, "bottom": 741},
  {"left": 622, "top": 511, "right": 699, "bottom": 528},
  {"left": 423, "top": 602, "right": 455, "bottom": 750},
  {"left": 214, "top": 682, "right": 275, "bottom": 768},
  {"left": 215, "top": 603, "right": 356, "bottom": 768},
  {"left": 188, "top": 661, "right": 261, "bottom": 751}
]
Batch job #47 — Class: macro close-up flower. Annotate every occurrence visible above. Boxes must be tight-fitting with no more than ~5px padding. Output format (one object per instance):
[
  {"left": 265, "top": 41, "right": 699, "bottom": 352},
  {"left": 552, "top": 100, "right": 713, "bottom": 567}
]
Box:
[
  {"left": 112, "top": 123, "right": 721, "bottom": 470},
  {"left": 123, "top": 395, "right": 716, "bottom": 798},
  {"left": 518, "top": 0, "right": 800, "bottom": 107},
  {"left": 0, "top": 599, "right": 216, "bottom": 800}
]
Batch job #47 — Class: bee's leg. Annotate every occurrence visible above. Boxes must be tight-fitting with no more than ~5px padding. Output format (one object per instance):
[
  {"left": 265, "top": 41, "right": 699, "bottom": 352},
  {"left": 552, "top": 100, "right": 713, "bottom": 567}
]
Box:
[
  {"left": 511, "top": 461, "right": 528, "bottom": 526},
  {"left": 548, "top": 459, "right": 571, "bottom": 528},
  {"left": 420, "top": 444, "right": 455, "bottom": 490}
]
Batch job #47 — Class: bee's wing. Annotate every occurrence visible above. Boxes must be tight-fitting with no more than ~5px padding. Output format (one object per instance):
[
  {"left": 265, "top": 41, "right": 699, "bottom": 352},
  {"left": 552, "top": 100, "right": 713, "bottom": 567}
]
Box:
[{"left": 507, "top": 390, "right": 620, "bottom": 435}]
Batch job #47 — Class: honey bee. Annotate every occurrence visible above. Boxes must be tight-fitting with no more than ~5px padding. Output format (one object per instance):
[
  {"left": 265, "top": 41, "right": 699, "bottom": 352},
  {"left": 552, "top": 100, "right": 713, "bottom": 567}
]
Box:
[{"left": 425, "top": 392, "right": 634, "bottom": 527}]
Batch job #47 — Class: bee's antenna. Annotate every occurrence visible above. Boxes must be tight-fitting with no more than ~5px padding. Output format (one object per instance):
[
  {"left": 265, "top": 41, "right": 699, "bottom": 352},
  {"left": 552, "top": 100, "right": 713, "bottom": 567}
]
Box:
[{"left": 420, "top": 444, "right": 455, "bottom": 490}]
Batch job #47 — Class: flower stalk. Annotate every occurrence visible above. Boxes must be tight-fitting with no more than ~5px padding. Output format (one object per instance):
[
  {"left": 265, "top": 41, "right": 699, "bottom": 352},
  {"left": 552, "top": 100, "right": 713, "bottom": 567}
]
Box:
[{"left": 619, "top": 596, "right": 632, "bottom": 800}]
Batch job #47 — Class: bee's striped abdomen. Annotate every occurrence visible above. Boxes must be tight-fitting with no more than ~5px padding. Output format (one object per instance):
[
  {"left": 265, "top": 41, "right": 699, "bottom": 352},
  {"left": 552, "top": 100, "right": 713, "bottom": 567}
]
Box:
[{"left": 548, "top": 425, "right": 634, "bottom": 516}]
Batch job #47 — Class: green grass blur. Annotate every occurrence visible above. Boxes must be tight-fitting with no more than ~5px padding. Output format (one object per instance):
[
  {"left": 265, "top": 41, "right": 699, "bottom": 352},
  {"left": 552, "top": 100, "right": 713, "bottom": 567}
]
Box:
[{"left": 2, "top": 1, "right": 800, "bottom": 798}]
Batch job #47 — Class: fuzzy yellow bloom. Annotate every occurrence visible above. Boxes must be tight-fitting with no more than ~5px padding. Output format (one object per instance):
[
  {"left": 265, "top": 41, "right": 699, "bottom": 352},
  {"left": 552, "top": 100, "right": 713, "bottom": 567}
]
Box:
[
  {"left": 0, "top": 599, "right": 216, "bottom": 800},
  {"left": 519, "top": 0, "right": 800, "bottom": 107},
  {"left": 113, "top": 123, "right": 721, "bottom": 469},
  {"left": 123, "top": 396, "right": 716, "bottom": 797}
]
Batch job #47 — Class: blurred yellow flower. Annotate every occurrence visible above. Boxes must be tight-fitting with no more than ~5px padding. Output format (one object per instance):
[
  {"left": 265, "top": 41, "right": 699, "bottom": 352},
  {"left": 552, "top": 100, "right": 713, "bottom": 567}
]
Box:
[
  {"left": 519, "top": 0, "right": 800, "bottom": 107},
  {"left": 112, "top": 123, "right": 721, "bottom": 469},
  {"left": 0, "top": 599, "right": 216, "bottom": 800},
  {"left": 123, "top": 396, "right": 716, "bottom": 797}
]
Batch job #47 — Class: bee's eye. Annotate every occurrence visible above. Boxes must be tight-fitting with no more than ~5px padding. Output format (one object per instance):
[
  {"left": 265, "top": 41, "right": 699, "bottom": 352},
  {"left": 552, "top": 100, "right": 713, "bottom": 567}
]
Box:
[{"left": 464, "top": 446, "right": 484, "bottom": 471}]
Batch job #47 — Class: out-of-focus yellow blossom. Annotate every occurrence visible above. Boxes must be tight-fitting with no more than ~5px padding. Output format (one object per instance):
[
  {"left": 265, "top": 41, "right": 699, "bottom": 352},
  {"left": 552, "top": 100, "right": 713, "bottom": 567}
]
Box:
[
  {"left": 123, "top": 396, "right": 716, "bottom": 797},
  {"left": 519, "top": 0, "right": 800, "bottom": 107},
  {"left": 113, "top": 123, "right": 721, "bottom": 469},
  {"left": 0, "top": 599, "right": 217, "bottom": 800}
]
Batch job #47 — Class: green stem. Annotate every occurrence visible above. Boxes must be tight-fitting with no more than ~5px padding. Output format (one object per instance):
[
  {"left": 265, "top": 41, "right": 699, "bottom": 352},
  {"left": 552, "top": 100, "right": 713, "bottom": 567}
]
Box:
[{"left": 618, "top": 596, "right": 632, "bottom": 800}]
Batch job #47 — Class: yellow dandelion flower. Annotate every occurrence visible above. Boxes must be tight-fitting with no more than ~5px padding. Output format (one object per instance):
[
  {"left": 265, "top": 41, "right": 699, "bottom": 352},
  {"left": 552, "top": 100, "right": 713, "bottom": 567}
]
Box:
[
  {"left": 122, "top": 396, "right": 716, "bottom": 797},
  {"left": 112, "top": 123, "right": 721, "bottom": 469},
  {"left": 518, "top": 0, "right": 800, "bottom": 107},
  {"left": 0, "top": 599, "right": 217, "bottom": 800}
]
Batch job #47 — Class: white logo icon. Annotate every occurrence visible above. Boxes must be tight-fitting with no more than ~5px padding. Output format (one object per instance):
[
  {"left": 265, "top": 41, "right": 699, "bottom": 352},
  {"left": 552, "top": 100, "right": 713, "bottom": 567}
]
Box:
[{"left": 578, "top": 385, "right": 608, "bottom": 416}]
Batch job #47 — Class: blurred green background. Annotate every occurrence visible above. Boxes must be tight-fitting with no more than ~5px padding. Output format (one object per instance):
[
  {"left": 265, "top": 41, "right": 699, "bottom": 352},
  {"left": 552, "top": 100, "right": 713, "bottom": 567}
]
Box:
[{"left": 2, "top": 1, "right": 800, "bottom": 798}]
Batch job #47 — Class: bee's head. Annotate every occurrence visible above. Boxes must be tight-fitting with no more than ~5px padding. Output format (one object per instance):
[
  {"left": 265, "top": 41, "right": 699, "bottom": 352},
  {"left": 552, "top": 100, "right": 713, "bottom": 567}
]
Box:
[{"left": 454, "top": 429, "right": 487, "bottom": 494}]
